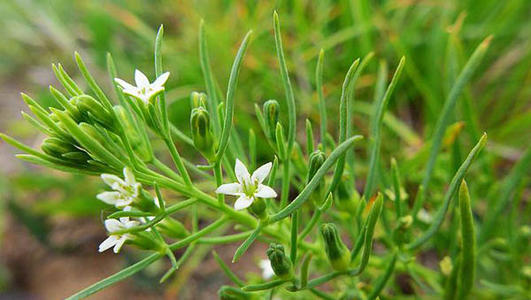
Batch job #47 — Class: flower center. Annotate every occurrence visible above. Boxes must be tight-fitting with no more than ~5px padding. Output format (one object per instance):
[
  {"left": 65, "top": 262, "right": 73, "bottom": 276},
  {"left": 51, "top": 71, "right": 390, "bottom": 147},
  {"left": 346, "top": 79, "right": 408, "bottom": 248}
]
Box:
[{"left": 241, "top": 179, "right": 258, "bottom": 197}]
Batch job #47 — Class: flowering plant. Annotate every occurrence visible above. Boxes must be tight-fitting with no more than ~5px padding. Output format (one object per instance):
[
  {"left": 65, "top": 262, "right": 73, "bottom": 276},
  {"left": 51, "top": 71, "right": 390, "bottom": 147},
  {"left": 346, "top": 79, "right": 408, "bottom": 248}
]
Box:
[{"left": 2, "top": 11, "right": 517, "bottom": 300}]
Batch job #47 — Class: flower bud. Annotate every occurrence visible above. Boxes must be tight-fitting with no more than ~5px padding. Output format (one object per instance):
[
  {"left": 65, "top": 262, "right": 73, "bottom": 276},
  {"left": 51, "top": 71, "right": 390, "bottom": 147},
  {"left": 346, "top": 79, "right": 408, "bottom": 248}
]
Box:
[
  {"left": 248, "top": 197, "right": 266, "bottom": 219},
  {"left": 190, "top": 107, "right": 216, "bottom": 161},
  {"left": 190, "top": 91, "right": 207, "bottom": 109},
  {"left": 266, "top": 243, "right": 293, "bottom": 279},
  {"left": 78, "top": 123, "right": 106, "bottom": 146},
  {"left": 157, "top": 217, "right": 189, "bottom": 239},
  {"left": 320, "top": 223, "right": 350, "bottom": 271},
  {"left": 263, "top": 100, "right": 279, "bottom": 140},
  {"left": 307, "top": 150, "right": 326, "bottom": 183},
  {"left": 393, "top": 215, "right": 413, "bottom": 245},
  {"left": 113, "top": 106, "right": 151, "bottom": 162},
  {"left": 41, "top": 137, "right": 77, "bottom": 158},
  {"left": 72, "top": 95, "right": 113, "bottom": 128}
]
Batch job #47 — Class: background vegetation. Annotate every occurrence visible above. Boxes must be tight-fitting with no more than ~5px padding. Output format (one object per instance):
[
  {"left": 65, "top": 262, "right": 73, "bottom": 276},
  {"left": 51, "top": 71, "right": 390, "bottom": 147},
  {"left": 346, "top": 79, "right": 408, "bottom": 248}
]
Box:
[{"left": 0, "top": 0, "right": 529, "bottom": 299}]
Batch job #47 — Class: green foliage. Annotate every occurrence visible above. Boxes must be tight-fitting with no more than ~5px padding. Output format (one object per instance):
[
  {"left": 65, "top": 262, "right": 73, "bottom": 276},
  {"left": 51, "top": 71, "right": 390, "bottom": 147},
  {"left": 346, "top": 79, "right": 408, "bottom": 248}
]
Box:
[{"left": 0, "top": 1, "right": 529, "bottom": 299}]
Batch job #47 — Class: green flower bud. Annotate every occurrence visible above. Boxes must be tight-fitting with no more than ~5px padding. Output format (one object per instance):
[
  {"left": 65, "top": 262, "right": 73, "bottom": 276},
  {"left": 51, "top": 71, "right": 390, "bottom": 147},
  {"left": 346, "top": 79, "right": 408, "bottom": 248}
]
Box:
[
  {"left": 128, "top": 231, "right": 163, "bottom": 251},
  {"left": 307, "top": 150, "right": 326, "bottom": 183},
  {"left": 113, "top": 106, "right": 151, "bottom": 162},
  {"left": 190, "top": 107, "right": 216, "bottom": 161},
  {"left": 248, "top": 197, "right": 266, "bottom": 219},
  {"left": 320, "top": 223, "right": 350, "bottom": 271},
  {"left": 263, "top": 100, "right": 279, "bottom": 140},
  {"left": 78, "top": 123, "right": 106, "bottom": 146},
  {"left": 190, "top": 91, "right": 207, "bottom": 109},
  {"left": 41, "top": 137, "right": 77, "bottom": 158},
  {"left": 72, "top": 95, "right": 113, "bottom": 128},
  {"left": 393, "top": 215, "right": 413, "bottom": 245},
  {"left": 266, "top": 243, "right": 293, "bottom": 279},
  {"left": 218, "top": 286, "right": 250, "bottom": 300},
  {"left": 157, "top": 217, "right": 189, "bottom": 239}
]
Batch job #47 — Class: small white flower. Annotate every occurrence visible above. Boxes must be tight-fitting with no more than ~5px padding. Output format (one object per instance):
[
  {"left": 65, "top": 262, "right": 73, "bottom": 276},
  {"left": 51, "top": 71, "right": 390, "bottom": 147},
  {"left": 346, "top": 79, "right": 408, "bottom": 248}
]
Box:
[
  {"left": 114, "top": 69, "right": 170, "bottom": 104},
  {"left": 97, "top": 167, "right": 141, "bottom": 209},
  {"left": 259, "top": 259, "right": 275, "bottom": 280},
  {"left": 215, "top": 159, "right": 277, "bottom": 210},
  {"left": 417, "top": 208, "right": 433, "bottom": 224},
  {"left": 98, "top": 217, "right": 139, "bottom": 253}
]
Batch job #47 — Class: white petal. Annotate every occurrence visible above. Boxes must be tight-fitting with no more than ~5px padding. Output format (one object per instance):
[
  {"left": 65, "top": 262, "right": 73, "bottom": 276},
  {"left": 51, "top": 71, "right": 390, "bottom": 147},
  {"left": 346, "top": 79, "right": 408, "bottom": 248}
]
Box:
[
  {"left": 152, "top": 72, "right": 170, "bottom": 88},
  {"left": 123, "top": 167, "right": 136, "bottom": 186},
  {"left": 234, "top": 159, "right": 250, "bottom": 184},
  {"left": 252, "top": 162, "right": 272, "bottom": 184},
  {"left": 96, "top": 191, "right": 122, "bottom": 205},
  {"left": 101, "top": 174, "right": 125, "bottom": 189},
  {"left": 114, "top": 78, "right": 137, "bottom": 91},
  {"left": 215, "top": 183, "right": 243, "bottom": 195},
  {"left": 99, "top": 236, "right": 118, "bottom": 252},
  {"left": 145, "top": 87, "right": 164, "bottom": 102},
  {"left": 255, "top": 184, "right": 277, "bottom": 198},
  {"left": 234, "top": 195, "right": 254, "bottom": 210},
  {"left": 113, "top": 236, "right": 127, "bottom": 253},
  {"left": 259, "top": 259, "right": 274, "bottom": 279},
  {"left": 134, "top": 69, "right": 150, "bottom": 87},
  {"left": 104, "top": 219, "right": 124, "bottom": 232},
  {"left": 124, "top": 220, "right": 139, "bottom": 228}
]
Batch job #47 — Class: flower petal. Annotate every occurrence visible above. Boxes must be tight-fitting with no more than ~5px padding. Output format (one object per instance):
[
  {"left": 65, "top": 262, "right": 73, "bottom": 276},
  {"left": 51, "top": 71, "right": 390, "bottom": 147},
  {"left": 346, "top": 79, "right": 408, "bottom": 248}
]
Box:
[
  {"left": 104, "top": 219, "right": 124, "bottom": 232},
  {"left": 234, "top": 195, "right": 254, "bottom": 210},
  {"left": 252, "top": 162, "right": 272, "bottom": 184},
  {"left": 152, "top": 72, "right": 170, "bottom": 88},
  {"left": 99, "top": 236, "right": 118, "bottom": 252},
  {"left": 134, "top": 69, "right": 150, "bottom": 88},
  {"left": 215, "top": 183, "right": 243, "bottom": 195},
  {"left": 96, "top": 191, "right": 122, "bottom": 205},
  {"left": 259, "top": 259, "right": 274, "bottom": 279},
  {"left": 235, "top": 159, "right": 250, "bottom": 184},
  {"left": 255, "top": 184, "right": 277, "bottom": 198},
  {"left": 101, "top": 174, "right": 125, "bottom": 189},
  {"left": 123, "top": 167, "right": 136, "bottom": 186},
  {"left": 114, "top": 78, "right": 137, "bottom": 91},
  {"left": 113, "top": 236, "right": 127, "bottom": 253}
]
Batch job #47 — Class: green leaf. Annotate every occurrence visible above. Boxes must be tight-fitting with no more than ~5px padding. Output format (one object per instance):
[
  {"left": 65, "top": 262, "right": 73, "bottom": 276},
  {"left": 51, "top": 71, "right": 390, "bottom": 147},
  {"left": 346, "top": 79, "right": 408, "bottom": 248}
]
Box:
[
  {"left": 270, "top": 135, "right": 363, "bottom": 222},
  {"left": 215, "top": 30, "right": 252, "bottom": 162},
  {"left": 457, "top": 180, "right": 475, "bottom": 300},
  {"left": 407, "top": 133, "right": 487, "bottom": 251},
  {"left": 65, "top": 253, "right": 163, "bottom": 300}
]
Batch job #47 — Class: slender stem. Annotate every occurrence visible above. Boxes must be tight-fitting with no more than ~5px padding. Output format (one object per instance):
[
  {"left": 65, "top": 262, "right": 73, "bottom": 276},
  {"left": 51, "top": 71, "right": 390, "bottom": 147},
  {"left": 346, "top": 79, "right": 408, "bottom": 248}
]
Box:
[
  {"left": 280, "top": 160, "right": 290, "bottom": 208},
  {"left": 164, "top": 135, "right": 192, "bottom": 186},
  {"left": 214, "top": 161, "right": 225, "bottom": 205}
]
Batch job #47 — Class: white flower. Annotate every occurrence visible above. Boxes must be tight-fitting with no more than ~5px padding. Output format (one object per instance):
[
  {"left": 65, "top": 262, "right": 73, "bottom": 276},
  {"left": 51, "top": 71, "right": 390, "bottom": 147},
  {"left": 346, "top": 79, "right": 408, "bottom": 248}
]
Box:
[
  {"left": 215, "top": 159, "right": 277, "bottom": 210},
  {"left": 114, "top": 69, "right": 170, "bottom": 104},
  {"left": 259, "top": 259, "right": 275, "bottom": 279},
  {"left": 98, "top": 217, "right": 139, "bottom": 253},
  {"left": 97, "top": 167, "right": 141, "bottom": 209}
]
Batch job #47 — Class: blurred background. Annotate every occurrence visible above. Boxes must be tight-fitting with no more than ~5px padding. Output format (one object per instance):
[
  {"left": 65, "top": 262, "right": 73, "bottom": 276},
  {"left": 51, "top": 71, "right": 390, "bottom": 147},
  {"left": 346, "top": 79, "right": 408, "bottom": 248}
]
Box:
[{"left": 0, "top": 0, "right": 529, "bottom": 299}]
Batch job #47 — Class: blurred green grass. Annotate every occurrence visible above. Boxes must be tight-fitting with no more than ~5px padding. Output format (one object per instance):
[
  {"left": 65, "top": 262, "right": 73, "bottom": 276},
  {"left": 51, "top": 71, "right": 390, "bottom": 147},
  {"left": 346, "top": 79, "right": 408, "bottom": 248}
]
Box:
[{"left": 0, "top": 0, "right": 529, "bottom": 298}]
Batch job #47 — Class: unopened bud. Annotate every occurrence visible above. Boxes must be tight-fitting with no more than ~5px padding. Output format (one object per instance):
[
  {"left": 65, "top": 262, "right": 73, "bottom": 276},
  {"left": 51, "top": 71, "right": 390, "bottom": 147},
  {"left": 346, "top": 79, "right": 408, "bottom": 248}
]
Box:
[
  {"left": 248, "top": 197, "right": 266, "bottom": 219},
  {"left": 266, "top": 243, "right": 293, "bottom": 279},
  {"left": 440, "top": 256, "right": 453, "bottom": 276},
  {"left": 72, "top": 95, "right": 113, "bottom": 128},
  {"left": 41, "top": 137, "right": 76, "bottom": 158},
  {"left": 78, "top": 123, "right": 106, "bottom": 145},
  {"left": 263, "top": 100, "right": 279, "bottom": 140},
  {"left": 157, "top": 217, "right": 189, "bottom": 239},
  {"left": 190, "top": 107, "right": 216, "bottom": 161},
  {"left": 320, "top": 223, "right": 350, "bottom": 271},
  {"left": 307, "top": 150, "right": 326, "bottom": 183},
  {"left": 190, "top": 91, "right": 207, "bottom": 109}
]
